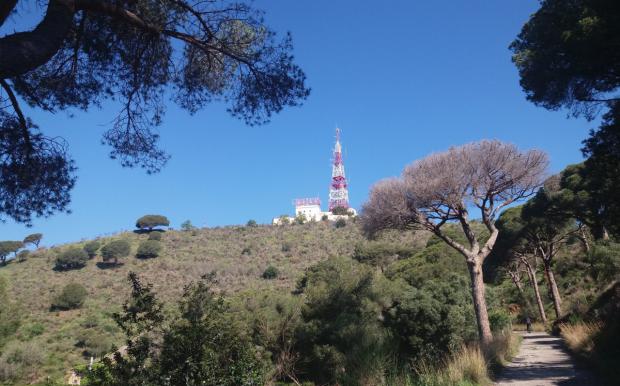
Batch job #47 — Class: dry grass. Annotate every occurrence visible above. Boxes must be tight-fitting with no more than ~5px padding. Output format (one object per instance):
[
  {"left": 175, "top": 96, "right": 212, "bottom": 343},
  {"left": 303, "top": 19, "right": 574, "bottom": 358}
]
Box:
[
  {"left": 415, "top": 345, "right": 490, "bottom": 386},
  {"left": 559, "top": 321, "right": 602, "bottom": 354}
]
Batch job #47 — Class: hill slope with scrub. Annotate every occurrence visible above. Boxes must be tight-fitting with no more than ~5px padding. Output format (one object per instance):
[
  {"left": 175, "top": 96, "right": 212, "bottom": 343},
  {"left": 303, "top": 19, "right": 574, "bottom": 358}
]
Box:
[{"left": 0, "top": 222, "right": 428, "bottom": 384}]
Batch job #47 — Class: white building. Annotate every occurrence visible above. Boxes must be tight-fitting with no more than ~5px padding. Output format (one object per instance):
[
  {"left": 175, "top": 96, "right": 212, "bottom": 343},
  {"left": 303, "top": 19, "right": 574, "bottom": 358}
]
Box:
[{"left": 272, "top": 197, "right": 357, "bottom": 225}]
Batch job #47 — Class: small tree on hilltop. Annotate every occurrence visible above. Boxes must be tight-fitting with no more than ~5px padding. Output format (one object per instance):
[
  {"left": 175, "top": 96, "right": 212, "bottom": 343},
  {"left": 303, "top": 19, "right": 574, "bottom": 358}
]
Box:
[
  {"left": 83, "top": 241, "right": 101, "bottom": 259},
  {"left": 136, "top": 215, "right": 170, "bottom": 231},
  {"left": 0, "top": 241, "right": 24, "bottom": 264},
  {"left": 361, "top": 140, "right": 548, "bottom": 345},
  {"left": 246, "top": 219, "right": 258, "bottom": 227},
  {"left": 23, "top": 233, "right": 43, "bottom": 248},
  {"left": 101, "top": 240, "right": 131, "bottom": 265},
  {"left": 180, "top": 220, "right": 195, "bottom": 232},
  {"left": 55, "top": 247, "right": 89, "bottom": 270}
]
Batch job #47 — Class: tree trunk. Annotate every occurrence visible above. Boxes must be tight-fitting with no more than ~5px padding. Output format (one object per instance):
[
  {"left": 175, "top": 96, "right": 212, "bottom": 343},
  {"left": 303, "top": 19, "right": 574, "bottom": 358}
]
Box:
[
  {"left": 468, "top": 258, "right": 492, "bottom": 346},
  {"left": 508, "top": 270, "right": 525, "bottom": 296},
  {"left": 543, "top": 262, "right": 562, "bottom": 319},
  {"left": 525, "top": 263, "right": 547, "bottom": 323},
  {"left": 578, "top": 226, "right": 590, "bottom": 253}
]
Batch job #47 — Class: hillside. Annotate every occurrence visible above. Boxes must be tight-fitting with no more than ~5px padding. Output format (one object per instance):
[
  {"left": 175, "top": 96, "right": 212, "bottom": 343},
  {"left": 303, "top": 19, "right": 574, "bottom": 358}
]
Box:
[{"left": 0, "top": 221, "right": 427, "bottom": 384}]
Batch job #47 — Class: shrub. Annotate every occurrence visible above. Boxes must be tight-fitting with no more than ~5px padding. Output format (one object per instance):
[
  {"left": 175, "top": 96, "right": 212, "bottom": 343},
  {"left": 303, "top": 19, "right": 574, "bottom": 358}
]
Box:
[
  {"left": 294, "top": 213, "right": 306, "bottom": 225},
  {"left": 101, "top": 240, "right": 131, "bottom": 265},
  {"left": 136, "top": 240, "right": 162, "bottom": 259},
  {"left": 331, "top": 206, "right": 350, "bottom": 215},
  {"left": 281, "top": 242, "right": 292, "bottom": 252},
  {"left": 246, "top": 219, "right": 258, "bottom": 227},
  {"left": 23, "top": 233, "right": 43, "bottom": 248},
  {"left": 135, "top": 214, "right": 170, "bottom": 231},
  {"left": 489, "top": 309, "right": 512, "bottom": 332},
  {"left": 321, "top": 214, "right": 329, "bottom": 221},
  {"left": 0, "top": 341, "right": 45, "bottom": 383},
  {"left": 262, "top": 265, "right": 279, "bottom": 279},
  {"left": 334, "top": 218, "right": 347, "bottom": 228},
  {"left": 16, "top": 250, "right": 29, "bottom": 263},
  {"left": 21, "top": 323, "right": 45, "bottom": 340},
  {"left": 52, "top": 283, "right": 88, "bottom": 310},
  {"left": 277, "top": 215, "right": 290, "bottom": 225},
  {"left": 148, "top": 232, "right": 162, "bottom": 241},
  {"left": 55, "top": 247, "right": 88, "bottom": 270},
  {"left": 83, "top": 240, "right": 101, "bottom": 259}
]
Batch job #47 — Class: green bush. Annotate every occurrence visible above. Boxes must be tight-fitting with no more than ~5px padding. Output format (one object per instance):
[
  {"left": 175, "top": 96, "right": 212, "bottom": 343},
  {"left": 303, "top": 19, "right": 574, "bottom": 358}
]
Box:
[
  {"left": 488, "top": 309, "right": 512, "bottom": 332},
  {"left": 83, "top": 240, "right": 101, "bottom": 258},
  {"left": 101, "top": 240, "right": 131, "bottom": 265},
  {"left": 20, "top": 323, "right": 45, "bottom": 340},
  {"left": 52, "top": 283, "right": 88, "bottom": 310},
  {"left": 148, "top": 232, "right": 163, "bottom": 241},
  {"left": 0, "top": 277, "right": 20, "bottom": 347},
  {"left": 262, "top": 265, "right": 279, "bottom": 279},
  {"left": 136, "top": 240, "right": 162, "bottom": 259},
  {"left": 334, "top": 218, "right": 347, "bottom": 228},
  {"left": 246, "top": 219, "right": 258, "bottom": 227},
  {"left": 136, "top": 214, "right": 170, "bottom": 231},
  {"left": 321, "top": 214, "right": 329, "bottom": 221},
  {"left": 55, "top": 247, "right": 88, "bottom": 270}
]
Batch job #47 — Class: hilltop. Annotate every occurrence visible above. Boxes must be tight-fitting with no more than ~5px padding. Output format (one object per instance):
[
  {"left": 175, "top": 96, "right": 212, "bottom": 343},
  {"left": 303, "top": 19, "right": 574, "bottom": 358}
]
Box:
[{"left": 0, "top": 221, "right": 427, "bottom": 383}]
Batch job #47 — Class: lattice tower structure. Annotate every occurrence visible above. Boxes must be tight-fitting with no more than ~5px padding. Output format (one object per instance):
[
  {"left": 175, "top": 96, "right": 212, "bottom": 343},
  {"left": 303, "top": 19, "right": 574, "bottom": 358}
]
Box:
[{"left": 328, "top": 128, "right": 350, "bottom": 211}]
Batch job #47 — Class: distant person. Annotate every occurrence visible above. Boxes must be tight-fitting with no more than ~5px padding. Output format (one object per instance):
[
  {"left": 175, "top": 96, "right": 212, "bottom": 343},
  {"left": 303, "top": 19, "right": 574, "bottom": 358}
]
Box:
[{"left": 525, "top": 316, "right": 532, "bottom": 333}]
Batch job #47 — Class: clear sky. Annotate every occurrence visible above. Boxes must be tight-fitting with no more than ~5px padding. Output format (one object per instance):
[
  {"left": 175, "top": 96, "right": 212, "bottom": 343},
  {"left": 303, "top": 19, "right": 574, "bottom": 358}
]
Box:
[{"left": 2, "top": 1, "right": 596, "bottom": 246}]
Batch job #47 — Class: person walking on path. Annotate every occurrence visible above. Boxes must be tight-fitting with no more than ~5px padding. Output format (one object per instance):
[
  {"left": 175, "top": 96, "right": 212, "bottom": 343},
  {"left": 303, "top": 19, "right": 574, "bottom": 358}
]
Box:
[{"left": 525, "top": 316, "right": 532, "bottom": 333}]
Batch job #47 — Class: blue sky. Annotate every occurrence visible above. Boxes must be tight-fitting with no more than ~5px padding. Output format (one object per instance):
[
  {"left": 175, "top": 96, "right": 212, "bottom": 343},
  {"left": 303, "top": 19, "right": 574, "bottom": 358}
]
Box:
[{"left": 2, "top": 1, "right": 596, "bottom": 246}]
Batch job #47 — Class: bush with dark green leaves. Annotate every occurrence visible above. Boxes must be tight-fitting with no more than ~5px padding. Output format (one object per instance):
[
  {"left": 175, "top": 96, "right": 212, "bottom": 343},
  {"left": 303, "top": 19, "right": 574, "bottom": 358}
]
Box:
[
  {"left": 23, "top": 233, "right": 43, "bottom": 248},
  {"left": 136, "top": 240, "right": 162, "bottom": 259},
  {"left": 52, "top": 283, "right": 88, "bottom": 310},
  {"left": 55, "top": 247, "right": 88, "bottom": 270},
  {"left": 101, "top": 240, "right": 131, "bottom": 265},
  {"left": 246, "top": 219, "right": 258, "bottom": 227},
  {"left": 334, "top": 218, "right": 347, "bottom": 228},
  {"left": 262, "top": 265, "right": 279, "bottom": 279},
  {"left": 135, "top": 215, "right": 170, "bottom": 231},
  {"left": 83, "top": 241, "right": 101, "bottom": 259},
  {"left": 85, "top": 274, "right": 266, "bottom": 385},
  {"left": 353, "top": 241, "right": 416, "bottom": 271},
  {"left": 148, "top": 232, "right": 162, "bottom": 241},
  {"left": 293, "top": 257, "right": 390, "bottom": 385}
]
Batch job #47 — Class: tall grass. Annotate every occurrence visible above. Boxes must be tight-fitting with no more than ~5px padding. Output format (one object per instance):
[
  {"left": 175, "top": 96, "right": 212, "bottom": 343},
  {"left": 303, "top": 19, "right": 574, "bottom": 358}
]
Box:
[
  {"left": 559, "top": 321, "right": 602, "bottom": 354},
  {"left": 412, "top": 345, "right": 490, "bottom": 386}
]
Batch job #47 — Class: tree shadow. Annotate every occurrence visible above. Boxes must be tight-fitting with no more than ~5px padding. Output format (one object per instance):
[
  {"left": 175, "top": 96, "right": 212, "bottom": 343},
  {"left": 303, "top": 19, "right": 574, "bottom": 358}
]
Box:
[
  {"left": 133, "top": 229, "right": 166, "bottom": 235},
  {"left": 96, "top": 262, "right": 124, "bottom": 269}
]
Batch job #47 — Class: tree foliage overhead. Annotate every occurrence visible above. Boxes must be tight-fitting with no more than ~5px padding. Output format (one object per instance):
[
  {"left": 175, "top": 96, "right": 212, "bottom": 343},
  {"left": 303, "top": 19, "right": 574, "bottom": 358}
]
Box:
[
  {"left": 510, "top": 0, "right": 620, "bottom": 118},
  {"left": 0, "top": 0, "right": 309, "bottom": 224}
]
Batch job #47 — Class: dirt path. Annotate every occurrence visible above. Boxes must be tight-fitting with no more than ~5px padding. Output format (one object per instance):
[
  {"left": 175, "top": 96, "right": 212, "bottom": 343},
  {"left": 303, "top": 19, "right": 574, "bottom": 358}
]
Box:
[{"left": 495, "top": 332, "right": 597, "bottom": 386}]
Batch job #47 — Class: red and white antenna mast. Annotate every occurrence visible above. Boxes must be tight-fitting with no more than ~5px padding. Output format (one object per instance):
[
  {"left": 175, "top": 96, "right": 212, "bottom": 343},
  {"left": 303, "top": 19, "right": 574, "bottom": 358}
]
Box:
[{"left": 328, "top": 128, "right": 350, "bottom": 211}]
